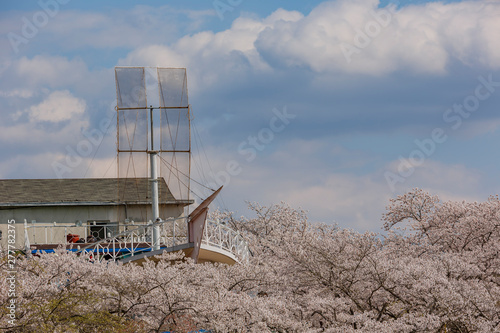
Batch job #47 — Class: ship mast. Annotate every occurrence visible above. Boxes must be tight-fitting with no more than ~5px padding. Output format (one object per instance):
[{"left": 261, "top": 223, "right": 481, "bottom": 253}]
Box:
[
  {"left": 115, "top": 66, "right": 192, "bottom": 231},
  {"left": 149, "top": 105, "right": 160, "bottom": 251}
]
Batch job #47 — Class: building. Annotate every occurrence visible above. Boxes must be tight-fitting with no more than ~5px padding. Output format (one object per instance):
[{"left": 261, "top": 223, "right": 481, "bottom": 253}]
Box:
[{"left": 0, "top": 178, "right": 192, "bottom": 249}]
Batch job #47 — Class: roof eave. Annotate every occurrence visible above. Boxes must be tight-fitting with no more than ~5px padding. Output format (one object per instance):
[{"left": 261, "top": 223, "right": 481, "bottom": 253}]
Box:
[{"left": 0, "top": 200, "right": 194, "bottom": 208}]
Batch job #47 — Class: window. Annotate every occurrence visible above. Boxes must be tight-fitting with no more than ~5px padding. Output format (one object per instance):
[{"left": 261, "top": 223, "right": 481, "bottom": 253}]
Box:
[{"left": 87, "top": 220, "right": 116, "bottom": 241}]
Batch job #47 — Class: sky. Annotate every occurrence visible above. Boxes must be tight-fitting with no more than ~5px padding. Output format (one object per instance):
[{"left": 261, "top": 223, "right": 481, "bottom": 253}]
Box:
[{"left": 0, "top": 0, "right": 499, "bottom": 232}]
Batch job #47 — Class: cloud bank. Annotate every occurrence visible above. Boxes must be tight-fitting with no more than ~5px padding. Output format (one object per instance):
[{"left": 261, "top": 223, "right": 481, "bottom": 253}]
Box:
[{"left": 1, "top": 0, "right": 499, "bottom": 230}]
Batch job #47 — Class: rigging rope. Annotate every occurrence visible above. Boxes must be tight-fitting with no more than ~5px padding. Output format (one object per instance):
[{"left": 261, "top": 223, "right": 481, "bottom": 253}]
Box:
[
  {"left": 190, "top": 113, "right": 229, "bottom": 211},
  {"left": 158, "top": 155, "right": 205, "bottom": 201},
  {"left": 103, "top": 155, "right": 117, "bottom": 177},
  {"left": 158, "top": 154, "right": 214, "bottom": 192},
  {"left": 191, "top": 119, "right": 210, "bottom": 186}
]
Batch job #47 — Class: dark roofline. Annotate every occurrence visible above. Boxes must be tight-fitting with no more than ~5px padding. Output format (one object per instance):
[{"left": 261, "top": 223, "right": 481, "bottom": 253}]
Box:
[{"left": 0, "top": 200, "right": 194, "bottom": 208}]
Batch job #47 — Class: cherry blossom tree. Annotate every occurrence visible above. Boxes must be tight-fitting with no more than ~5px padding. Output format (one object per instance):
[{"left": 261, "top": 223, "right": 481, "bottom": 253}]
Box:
[{"left": 1, "top": 189, "right": 499, "bottom": 332}]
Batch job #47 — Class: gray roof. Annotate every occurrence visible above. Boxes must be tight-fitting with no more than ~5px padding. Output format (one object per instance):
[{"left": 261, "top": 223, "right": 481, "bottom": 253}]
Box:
[{"left": 0, "top": 178, "right": 189, "bottom": 206}]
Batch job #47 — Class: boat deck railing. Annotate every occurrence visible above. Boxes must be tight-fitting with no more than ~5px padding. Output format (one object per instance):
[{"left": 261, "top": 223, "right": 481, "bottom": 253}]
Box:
[
  {"left": 203, "top": 219, "right": 249, "bottom": 262},
  {"left": 25, "top": 218, "right": 249, "bottom": 263}
]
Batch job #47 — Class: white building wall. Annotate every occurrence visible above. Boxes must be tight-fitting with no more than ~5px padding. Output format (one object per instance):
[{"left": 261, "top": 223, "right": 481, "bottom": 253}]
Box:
[{"left": 0, "top": 204, "right": 186, "bottom": 250}]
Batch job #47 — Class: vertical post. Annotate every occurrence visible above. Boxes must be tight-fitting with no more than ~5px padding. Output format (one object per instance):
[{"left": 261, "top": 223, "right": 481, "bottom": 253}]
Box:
[
  {"left": 116, "top": 104, "right": 120, "bottom": 218},
  {"left": 150, "top": 106, "right": 160, "bottom": 251},
  {"left": 173, "top": 219, "right": 176, "bottom": 247},
  {"left": 131, "top": 231, "right": 134, "bottom": 257},
  {"left": 112, "top": 237, "right": 116, "bottom": 262},
  {"left": 187, "top": 105, "right": 191, "bottom": 214},
  {"left": 151, "top": 152, "right": 160, "bottom": 251},
  {"left": 150, "top": 106, "right": 154, "bottom": 150},
  {"left": 24, "top": 219, "right": 31, "bottom": 256}
]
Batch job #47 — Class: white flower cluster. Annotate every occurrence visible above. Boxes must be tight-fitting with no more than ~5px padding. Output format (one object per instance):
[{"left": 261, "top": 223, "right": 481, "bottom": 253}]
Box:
[{"left": 1, "top": 190, "right": 499, "bottom": 332}]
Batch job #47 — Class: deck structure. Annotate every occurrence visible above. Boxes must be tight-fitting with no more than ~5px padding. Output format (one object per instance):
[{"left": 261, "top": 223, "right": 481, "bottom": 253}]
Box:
[{"left": 24, "top": 217, "right": 249, "bottom": 265}]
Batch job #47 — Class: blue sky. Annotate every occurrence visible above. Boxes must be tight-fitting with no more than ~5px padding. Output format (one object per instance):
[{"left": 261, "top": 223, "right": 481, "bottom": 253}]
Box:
[{"left": 1, "top": 0, "right": 499, "bottom": 231}]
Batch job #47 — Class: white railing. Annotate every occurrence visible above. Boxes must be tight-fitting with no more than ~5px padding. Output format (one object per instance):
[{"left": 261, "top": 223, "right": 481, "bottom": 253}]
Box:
[
  {"left": 77, "top": 218, "right": 190, "bottom": 261},
  {"left": 25, "top": 218, "right": 249, "bottom": 263},
  {"left": 25, "top": 219, "right": 188, "bottom": 246},
  {"left": 203, "top": 220, "right": 250, "bottom": 263}
]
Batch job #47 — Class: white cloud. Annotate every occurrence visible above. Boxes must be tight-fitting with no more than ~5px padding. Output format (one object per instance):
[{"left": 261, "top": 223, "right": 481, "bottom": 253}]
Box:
[
  {"left": 0, "top": 54, "right": 113, "bottom": 105},
  {"left": 242, "top": 158, "right": 487, "bottom": 231},
  {"left": 15, "top": 55, "right": 89, "bottom": 88},
  {"left": 189, "top": 135, "right": 493, "bottom": 231},
  {"left": 383, "top": 159, "right": 484, "bottom": 202},
  {"left": 454, "top": 118, "right": 500, "bottom": 139},
  {"left": 255, "top": 0, "right": 500, "bottom": 74},
  {"left": 118, "top": 0, "right": 500, "bottom": 83},
  {"left": 0, "top": 5, "right": 216, "bottom": 57},
  {"left": 0, "top": 89, "right": 90, "bottom": 155},
  {"left": 118, "top": 9, "right": 304, "bottom": 92},
  {"left": 278, "top": 173, "right": 391, "bottom": 230},
  {"left": 85, "top": 156, "right": 117, "bottom": 178},
  {"left": 28, "top": 90, "right": 86, "bottom": 123},
  {"left": 0, "top": 153, "right": 62, "bottom": 179},
  {"left": 0, "top": 89, "right": 34, "bottom": 98},
  {"left": 189, "top": 138, "right": 388, "bottom": 230}
]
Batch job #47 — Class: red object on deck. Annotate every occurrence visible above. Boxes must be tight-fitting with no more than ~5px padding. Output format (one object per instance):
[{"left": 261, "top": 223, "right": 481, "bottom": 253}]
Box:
[{"left": 67, "top": 234, "right": 80, "bottom": 243}]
